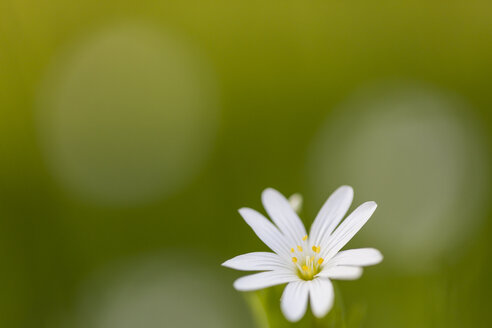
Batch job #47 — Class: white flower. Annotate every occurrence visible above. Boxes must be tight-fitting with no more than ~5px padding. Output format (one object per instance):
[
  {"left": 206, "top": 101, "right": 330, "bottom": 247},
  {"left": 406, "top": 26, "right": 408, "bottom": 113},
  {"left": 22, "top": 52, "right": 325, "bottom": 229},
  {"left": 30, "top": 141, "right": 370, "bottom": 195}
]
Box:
[{"left": 222, "top": 186, "right": 383, "bottom": 322}]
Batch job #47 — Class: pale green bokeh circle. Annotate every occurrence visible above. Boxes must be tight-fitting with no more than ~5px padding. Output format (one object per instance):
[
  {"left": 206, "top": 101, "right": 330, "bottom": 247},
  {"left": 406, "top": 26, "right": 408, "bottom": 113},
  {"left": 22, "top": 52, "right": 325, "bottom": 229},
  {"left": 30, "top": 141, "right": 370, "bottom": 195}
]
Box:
[
  {"left": 63, "top": 253, "right": 254, "bottom": 328},
  {"left": 37, "top": 24, "right": 219, "bottom": 205},
  {"left": 308, "top": 83, "right": 490, "bottom": 271}
]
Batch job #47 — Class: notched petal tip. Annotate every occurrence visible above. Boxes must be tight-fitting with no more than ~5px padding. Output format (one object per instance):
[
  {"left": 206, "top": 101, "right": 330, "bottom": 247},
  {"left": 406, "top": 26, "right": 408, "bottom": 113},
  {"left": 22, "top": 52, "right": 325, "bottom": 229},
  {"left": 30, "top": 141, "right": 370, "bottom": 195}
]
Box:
[
  {"left": 261, "top": 188, "right": 279, "bottom": 201},
  {"left": 262, "top": 187, "right": 277, "bottom": 194},
  {"left": 238, "top": 207, "right": 251, "bottom": 215},
  {"left": 284, "top": 312, "right": 303, "bottom": 323},
  {"left": 232, "top": 279, "right": 247, "bottom": 291},
  {"left": 238, "top": 207, "right": 258, "bottom": 223},
  {"left": 372, "top": 249, "right": 384, "bottom": 264},
  {"left": 312, "top": 306, "right": 331, "bottom": 319},
  {"left": 357, "top": 201, "right": 378, "bottom": 217},
  {"left": 232, "top": 276, "right": 252, "bottom": 291},
  {"left": 221, "top": 258, "right": 234, "bottom": 268},
  {"left": 261, "top": 187, "right": 291, "bottom": 205},
  {"left": 338, "top": 185, "right": 354, "bottom": 194}
]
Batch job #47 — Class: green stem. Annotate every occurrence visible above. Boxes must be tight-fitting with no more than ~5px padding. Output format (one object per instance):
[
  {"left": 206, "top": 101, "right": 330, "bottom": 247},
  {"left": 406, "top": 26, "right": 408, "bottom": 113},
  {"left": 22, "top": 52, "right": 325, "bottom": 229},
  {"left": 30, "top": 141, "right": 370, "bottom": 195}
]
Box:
[{"left": 245, "top": 292, "right": 270, "bottom": 328}]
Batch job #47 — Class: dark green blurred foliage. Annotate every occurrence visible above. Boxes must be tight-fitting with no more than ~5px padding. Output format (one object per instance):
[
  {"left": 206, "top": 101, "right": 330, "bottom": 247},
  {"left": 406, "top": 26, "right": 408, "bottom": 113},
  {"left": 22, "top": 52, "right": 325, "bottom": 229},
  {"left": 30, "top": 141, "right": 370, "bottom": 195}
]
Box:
[{"left": 1, "top": 0, "right": 491, "bottom": 327}]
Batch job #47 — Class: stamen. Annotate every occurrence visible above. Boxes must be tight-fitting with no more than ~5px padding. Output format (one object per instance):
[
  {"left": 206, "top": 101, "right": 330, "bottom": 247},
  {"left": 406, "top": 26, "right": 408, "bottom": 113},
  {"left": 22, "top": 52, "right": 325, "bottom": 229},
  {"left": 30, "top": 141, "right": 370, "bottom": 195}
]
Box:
[
  {"left": 288, "top": 243, "right": 323, "bottom": 281},
  {"left": 302, "top": 235, "right": 308, "bottom": 241}
]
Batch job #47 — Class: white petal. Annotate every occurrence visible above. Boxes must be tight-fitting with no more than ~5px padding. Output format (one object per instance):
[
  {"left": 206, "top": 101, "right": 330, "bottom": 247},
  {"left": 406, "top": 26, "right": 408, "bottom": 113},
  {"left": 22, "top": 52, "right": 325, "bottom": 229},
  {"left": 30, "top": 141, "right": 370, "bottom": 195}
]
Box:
[
  {"left": 239, "top": 207, "right": 291, "bottom": 258},
  {"left": 262, "top": 188, "right": 307, "bottom": 245},
  {"left": 321, "top": 201, "right": 377, "bottom": 260},
  {"left": 309, "top": 186, "right": 353, "bottom": 246},
  {"left": 318, "top": 266, "right": 363, "bottom": 280},
  {"left": 328, "top": 248, "right": 383, "bottom": 267},
  {"left": 281, "top": 281, "right": 309, "bottom": 322},
  {"left": 233, "top": 271, "right": 298, "bottom": 291},
  {"left": 288, "top": 193, "right": 303, "bottom": 213},
  {"left": 222, "top": 252, "right": 292, "bottom": 271},
  {"left": 309, "top": 278, "right": 334, "bottom": 318}
]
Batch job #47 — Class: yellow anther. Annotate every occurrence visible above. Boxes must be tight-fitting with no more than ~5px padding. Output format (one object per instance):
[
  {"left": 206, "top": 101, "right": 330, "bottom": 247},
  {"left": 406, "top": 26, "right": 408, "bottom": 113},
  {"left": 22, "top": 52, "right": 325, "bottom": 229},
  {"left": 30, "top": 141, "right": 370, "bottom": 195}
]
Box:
[
  {"left": 312, "top": 246, "right": 317, "bottom": 252},
  {"left": 302, "top": 235, "right": 308, "bottom": 241},
  {"left": 318, "top": 258, "right": 324, "bottom": 265},
  {"left": 302, "top": 265, "right": 309, "bottom": 271},
  {"left": 316, "top": 246, "right": 321, "bottom": 253},
  {"left": 297, "top": 246, "right": 303, "bottom": 252},
  {"left": 291, "top": 248, "right": 295, "bottom": 253},
  {"left": 292, "top": 257, "right": 298, "bottom": 263}
]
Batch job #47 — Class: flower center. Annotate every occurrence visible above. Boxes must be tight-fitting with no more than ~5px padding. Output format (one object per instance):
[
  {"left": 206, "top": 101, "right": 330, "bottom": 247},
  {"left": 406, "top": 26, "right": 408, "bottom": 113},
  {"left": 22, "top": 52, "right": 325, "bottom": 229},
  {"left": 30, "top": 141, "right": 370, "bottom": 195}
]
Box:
[{"left": 290, "top": 235, "right": 324, "bottom": 281}]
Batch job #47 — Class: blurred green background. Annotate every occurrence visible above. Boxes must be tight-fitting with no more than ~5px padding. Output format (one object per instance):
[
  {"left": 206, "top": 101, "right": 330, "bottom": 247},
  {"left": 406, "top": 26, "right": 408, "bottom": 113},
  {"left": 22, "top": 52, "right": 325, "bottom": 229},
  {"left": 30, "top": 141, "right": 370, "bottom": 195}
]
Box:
[{"left": 1, "top": 0, "right": 491, "bottom": 327}]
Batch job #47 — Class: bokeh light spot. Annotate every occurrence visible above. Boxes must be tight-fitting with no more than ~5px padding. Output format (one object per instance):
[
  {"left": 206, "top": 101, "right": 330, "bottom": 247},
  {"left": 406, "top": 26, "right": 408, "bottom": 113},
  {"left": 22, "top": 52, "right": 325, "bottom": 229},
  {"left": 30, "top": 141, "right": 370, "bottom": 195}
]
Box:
[
  {"left": 37, "top": 23, "right": 220, "bottom": 206},
  {"left": 61, "top": 253, "right": 254, "bottom": 328},
  {"left": 308, "top": 83, "right": 490, "bottom": 272}
]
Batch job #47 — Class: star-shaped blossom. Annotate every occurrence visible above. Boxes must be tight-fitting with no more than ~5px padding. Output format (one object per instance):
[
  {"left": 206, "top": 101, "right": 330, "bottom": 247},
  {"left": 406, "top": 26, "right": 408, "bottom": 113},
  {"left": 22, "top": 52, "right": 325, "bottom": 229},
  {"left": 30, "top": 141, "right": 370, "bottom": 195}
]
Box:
[{"left": 222, "top": 186, "right": 382, "bottom": 322}]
